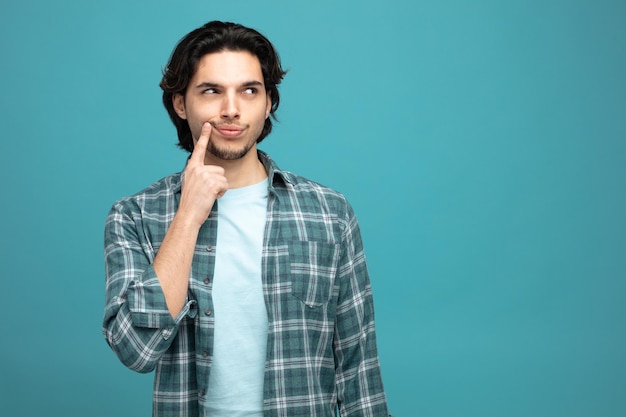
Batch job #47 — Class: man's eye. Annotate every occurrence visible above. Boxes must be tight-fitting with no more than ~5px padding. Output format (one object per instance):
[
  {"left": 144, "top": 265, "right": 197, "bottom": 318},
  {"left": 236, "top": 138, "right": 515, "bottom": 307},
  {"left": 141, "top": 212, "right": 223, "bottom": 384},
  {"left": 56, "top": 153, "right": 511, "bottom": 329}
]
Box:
[
  {"left": 203, "top": 88, "right": 217, "bottom": 94},
  {"left": 243, "top": 88, "right": 257, "bottom": 95}
]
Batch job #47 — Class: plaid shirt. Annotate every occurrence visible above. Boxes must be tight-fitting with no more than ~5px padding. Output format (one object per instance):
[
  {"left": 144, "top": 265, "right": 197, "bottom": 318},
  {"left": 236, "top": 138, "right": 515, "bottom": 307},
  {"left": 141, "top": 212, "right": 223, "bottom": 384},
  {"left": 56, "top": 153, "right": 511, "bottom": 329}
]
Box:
[{"left": 103, "top": 151, "right": 390, "bottom": 417}]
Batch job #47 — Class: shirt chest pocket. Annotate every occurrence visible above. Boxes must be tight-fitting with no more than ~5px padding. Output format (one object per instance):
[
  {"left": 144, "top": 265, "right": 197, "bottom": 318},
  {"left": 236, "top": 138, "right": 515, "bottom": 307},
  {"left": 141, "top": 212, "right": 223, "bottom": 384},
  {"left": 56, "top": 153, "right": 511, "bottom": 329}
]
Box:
[{"left": 289, "top": 240, "right": 341, "bottom": 308}]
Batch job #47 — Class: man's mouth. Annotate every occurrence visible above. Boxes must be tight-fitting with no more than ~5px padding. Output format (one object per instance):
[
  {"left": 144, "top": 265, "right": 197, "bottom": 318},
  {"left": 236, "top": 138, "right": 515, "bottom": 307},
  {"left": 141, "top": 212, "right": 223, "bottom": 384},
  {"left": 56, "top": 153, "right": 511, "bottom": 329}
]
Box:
[{"left": 213, "top": 123, "right": 245, "bottom": 138}]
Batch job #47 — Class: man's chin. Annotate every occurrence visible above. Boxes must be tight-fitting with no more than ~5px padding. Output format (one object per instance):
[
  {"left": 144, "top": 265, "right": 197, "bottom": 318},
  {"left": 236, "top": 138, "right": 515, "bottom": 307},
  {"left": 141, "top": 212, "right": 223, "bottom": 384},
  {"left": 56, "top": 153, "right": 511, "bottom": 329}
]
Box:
[{"left": 208, "top": 143, "right": 255, "bottom": 161}]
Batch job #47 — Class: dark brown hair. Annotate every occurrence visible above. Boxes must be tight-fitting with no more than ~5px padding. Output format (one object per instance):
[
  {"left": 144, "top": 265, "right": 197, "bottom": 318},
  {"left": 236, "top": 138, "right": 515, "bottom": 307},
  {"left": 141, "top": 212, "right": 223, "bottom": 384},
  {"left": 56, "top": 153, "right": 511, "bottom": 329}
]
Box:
[{"left": 160, "top": 21, "right": 287, "bottom": 152}]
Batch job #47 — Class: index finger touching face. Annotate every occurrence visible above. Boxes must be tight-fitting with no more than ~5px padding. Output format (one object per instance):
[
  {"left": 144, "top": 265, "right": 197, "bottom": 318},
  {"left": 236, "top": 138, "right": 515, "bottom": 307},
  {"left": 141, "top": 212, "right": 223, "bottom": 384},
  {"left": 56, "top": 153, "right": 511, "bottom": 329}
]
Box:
[{"left": 189, "top": 122, "right": 212, "bottom": 165}]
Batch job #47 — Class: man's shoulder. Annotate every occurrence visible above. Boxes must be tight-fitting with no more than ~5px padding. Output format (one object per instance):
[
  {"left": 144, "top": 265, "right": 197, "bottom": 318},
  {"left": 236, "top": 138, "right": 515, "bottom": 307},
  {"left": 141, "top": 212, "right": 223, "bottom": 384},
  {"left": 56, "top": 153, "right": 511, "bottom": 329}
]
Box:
[
  {"left": 280, "top": 170, "right": 342, "bottom": 195},
  {"left": 111, "top": 172, "right": 183, "bottom": 211},
  {"left": 262, "top": 151, "right": 344, "bottom": 200},
  {"left": 275, "top": 169, "right": 353, "bottom": 214}
]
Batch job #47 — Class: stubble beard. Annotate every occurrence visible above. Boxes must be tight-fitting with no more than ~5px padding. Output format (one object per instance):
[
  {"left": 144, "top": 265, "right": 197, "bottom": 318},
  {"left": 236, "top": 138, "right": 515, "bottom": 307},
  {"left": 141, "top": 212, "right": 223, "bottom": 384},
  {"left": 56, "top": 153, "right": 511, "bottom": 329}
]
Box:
[{"left": 206, "top": 136, "right": 257, "bottom": 160}]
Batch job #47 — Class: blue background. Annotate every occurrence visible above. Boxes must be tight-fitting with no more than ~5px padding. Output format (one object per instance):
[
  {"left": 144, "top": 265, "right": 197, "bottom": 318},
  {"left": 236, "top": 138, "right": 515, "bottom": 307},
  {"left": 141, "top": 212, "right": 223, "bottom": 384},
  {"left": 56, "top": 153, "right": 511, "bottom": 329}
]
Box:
[{"left": 1, "top": 0, "right": 625, "bottom": 416}]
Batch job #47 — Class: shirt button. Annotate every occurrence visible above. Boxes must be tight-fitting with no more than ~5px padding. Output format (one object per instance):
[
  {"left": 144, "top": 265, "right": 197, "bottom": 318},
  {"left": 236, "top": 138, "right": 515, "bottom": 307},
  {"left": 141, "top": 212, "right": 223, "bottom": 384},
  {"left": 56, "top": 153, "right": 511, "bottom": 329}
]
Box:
[
  {"left": 205, "top": 309, "right": 212, "bottom": 316},
  {"left": 199, "top": 388, "right": 205, "bottom": 397},
  {"left": 204, "top": 278, "right": 210, "bottom": 285},
  {"left": 206, "top": 245, "right": 213, "bottom": 252},
  {"left": 203, "top": 349, "right": 209, "bottom": 357}
]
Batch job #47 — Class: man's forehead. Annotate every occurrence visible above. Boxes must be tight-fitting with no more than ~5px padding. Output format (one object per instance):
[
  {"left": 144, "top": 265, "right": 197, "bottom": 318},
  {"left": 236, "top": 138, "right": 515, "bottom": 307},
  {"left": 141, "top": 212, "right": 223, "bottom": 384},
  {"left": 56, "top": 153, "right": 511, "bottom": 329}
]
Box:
[{"left": 193, "top": 50, "right": 263, "bottom": 82}]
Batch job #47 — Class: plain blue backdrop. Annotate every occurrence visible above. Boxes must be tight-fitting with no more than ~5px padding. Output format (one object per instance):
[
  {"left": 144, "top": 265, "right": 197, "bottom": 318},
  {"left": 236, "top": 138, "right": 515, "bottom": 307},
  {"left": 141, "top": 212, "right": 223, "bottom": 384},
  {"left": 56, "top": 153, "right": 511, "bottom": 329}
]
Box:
[{"left": 1, "top": 0, "right": 625, "bottom": 416}]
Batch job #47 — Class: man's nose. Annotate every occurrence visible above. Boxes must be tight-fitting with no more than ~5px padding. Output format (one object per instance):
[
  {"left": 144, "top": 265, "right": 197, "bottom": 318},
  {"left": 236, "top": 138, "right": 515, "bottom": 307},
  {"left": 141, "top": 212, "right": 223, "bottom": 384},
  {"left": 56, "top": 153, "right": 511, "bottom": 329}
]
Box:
[{"left": 220, "top": 92, "right": 240, "bottom": 119}]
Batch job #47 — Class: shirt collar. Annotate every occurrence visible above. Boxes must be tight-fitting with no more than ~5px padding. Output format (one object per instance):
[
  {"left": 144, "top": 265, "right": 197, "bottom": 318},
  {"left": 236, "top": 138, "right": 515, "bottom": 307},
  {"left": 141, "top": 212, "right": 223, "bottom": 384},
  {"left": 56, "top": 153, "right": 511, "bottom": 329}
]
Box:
[
  {"left": 173, "top": 149, "right": 292, "bottom": 197},
  {"left": 258, "top": 150, "right": 293, "bottom": 191}
]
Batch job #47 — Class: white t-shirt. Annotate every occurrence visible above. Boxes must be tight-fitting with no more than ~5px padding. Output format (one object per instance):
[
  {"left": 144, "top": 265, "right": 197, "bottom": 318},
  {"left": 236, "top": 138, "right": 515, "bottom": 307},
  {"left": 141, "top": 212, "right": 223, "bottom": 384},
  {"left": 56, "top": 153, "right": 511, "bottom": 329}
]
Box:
[{"left": 204, "top": 179, "right": 269, "bottom": 417}]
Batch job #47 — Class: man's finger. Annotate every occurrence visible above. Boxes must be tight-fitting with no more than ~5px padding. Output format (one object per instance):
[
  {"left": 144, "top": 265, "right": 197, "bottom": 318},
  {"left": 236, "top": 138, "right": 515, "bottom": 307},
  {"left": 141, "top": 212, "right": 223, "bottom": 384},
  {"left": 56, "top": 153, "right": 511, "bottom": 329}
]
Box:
[{"left": 189, "top": 122, "right": 212, "bottom": 165}]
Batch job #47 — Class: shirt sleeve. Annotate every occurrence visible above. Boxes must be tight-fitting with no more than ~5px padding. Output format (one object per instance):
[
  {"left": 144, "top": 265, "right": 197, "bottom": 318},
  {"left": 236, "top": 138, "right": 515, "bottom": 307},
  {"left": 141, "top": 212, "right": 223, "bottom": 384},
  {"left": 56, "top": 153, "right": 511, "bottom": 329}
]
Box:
[
  {"left": 333, "top": 203, "right": 391, "bottom": 417},
  {"left": 102, "top": 202, "right": 196, "bottom": 373}
]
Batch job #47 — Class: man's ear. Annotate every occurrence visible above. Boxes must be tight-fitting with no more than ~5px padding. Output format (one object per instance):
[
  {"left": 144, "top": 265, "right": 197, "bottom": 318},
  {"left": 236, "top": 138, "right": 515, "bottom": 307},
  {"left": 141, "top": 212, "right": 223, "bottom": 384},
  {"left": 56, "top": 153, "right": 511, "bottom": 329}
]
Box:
[
  {"left": 265, "top": 92, "right": 272, "bottom": 119},
  {"left": 173, "top": 93, "right": 187, "bottom": 119}
]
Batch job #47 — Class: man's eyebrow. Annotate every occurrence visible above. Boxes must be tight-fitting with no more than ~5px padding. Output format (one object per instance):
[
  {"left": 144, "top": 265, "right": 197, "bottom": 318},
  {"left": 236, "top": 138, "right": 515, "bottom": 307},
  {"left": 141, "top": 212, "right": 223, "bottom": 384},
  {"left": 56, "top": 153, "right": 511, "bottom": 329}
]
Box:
[
  {"left": 241, "top": 80, "right": 264, "bottom": 88},
  {"left": 194, "top": 80, "right": 264, "bottom": 89},
  {"left": 194, "top": 81, "right": 220, "bottom": 89}
]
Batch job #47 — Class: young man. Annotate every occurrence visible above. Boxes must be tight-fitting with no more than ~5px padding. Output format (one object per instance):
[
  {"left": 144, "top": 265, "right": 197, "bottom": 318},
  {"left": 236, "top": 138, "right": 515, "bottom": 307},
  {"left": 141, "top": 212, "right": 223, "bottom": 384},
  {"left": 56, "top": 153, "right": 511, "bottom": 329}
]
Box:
[{"left": 103, "top": 21, "right": 390, "bottom": 417}]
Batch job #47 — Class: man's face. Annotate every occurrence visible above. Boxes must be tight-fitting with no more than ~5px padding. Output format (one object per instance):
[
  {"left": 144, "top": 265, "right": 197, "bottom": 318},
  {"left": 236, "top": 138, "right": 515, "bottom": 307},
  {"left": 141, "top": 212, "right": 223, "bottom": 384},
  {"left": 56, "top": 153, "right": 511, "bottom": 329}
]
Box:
[{"left": 173, "top": 50, "right": 271, "bottom": 161}]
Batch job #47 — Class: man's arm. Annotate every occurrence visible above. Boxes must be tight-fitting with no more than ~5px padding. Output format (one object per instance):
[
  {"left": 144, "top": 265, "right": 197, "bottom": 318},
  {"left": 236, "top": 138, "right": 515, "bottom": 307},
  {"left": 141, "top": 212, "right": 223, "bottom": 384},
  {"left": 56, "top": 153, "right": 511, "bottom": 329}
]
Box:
[
  {"left": 103, "top": 123, "right": 227, "bottom": 371},
  {"left": 153, "top": 122, "right": 227, "bottom": 317},
  {"left": 333, "top": 204, "right": 390, "bottom": 416},
  {"left": 103, "top": 205, "right": 186, "bottom": 372}
]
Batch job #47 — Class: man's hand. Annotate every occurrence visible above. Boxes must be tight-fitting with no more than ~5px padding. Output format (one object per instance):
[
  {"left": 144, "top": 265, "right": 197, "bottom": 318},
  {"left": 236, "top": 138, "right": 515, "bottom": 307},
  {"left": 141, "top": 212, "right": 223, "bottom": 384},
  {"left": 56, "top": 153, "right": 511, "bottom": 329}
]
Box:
[{"left": 178, "top": 122, "right": 228, "bottom": 227}]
